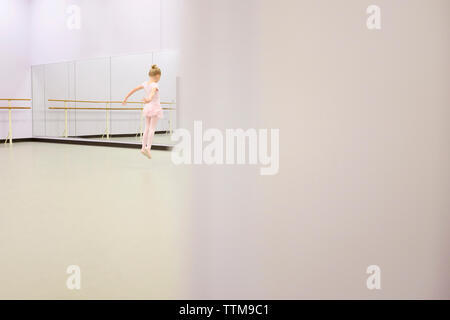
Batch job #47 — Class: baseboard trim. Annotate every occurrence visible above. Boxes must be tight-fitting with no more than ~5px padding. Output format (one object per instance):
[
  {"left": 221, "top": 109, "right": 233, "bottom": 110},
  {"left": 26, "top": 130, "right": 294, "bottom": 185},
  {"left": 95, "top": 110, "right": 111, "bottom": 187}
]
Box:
[
  {"left": 1, "top": 137, "right": 173, "bottom": 151},
  {"left": 0, "top": 138, "right": 35, "bottom": 144},
  {"left": 73, "top": 131, "right": 170, "bottom": 139}
]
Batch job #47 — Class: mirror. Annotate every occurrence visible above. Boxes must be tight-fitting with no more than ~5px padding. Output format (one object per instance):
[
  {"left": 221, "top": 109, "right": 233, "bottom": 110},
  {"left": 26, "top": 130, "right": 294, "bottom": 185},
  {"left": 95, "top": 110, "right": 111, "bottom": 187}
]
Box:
[{"left": 32, "top": 51, "right": 178, "bottom": 148}]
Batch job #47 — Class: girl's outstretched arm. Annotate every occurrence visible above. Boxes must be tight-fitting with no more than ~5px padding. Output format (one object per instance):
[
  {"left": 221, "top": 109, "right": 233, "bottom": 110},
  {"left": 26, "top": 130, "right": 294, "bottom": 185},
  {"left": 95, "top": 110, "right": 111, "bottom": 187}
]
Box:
[{"left": 122, "top": 84, "right": 144, "bottom": 105}]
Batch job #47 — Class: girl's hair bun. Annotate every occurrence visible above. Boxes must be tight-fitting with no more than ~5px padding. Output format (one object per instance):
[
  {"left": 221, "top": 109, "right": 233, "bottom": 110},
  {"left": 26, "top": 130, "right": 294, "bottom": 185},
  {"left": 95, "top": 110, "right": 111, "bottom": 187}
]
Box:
[{"left": 149, "top": 64, "right": 161, "bottom": 77}]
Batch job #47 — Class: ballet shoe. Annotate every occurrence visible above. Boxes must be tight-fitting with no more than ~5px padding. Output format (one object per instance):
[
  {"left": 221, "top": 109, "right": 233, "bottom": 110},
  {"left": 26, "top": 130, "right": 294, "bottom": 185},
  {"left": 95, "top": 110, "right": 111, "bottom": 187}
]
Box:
[
  {"left": 140, "top": 149, "right": 148, "bottom": 158},
  {"left": 143, "top": 148, "right": 152, "bottom": 159}
]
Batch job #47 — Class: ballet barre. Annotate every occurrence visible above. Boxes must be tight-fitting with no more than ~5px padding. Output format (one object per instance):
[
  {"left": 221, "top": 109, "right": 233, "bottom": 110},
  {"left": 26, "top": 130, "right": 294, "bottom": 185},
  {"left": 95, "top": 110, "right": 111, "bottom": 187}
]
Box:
[
  {"left": 48, "top": 99, "right": 176, "bottom": 139},
  {"left": 0, "top": 99, "right": 32, "bottom": 145},
  {"left": 48, "top": 99, "right": 174, "bottom": 105}
]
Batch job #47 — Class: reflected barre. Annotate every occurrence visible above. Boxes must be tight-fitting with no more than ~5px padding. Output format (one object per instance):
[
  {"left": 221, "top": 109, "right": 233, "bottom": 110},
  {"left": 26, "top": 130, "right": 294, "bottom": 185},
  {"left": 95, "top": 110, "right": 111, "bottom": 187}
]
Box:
[
  {"left": 1, "top": 98, "right": 32, "bottom": 145},
  {"left": 48, "top": 107, "right": 177, "bottom": 110},
  {"left": 48, "top": 99, "right": 175, "bottom": 105},
  {"left": 47, "top": 99, "right": 176, "bottom": 139}
]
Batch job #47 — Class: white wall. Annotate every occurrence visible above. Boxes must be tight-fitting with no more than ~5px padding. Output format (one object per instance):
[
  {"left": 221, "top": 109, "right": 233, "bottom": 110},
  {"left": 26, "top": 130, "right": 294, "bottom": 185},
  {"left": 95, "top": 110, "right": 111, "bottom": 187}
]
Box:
[
  {"left": 161, "top": 0, "right": 182, "bottom": 50},
  {"left": 29, "top": 0, "right": 162, "bottom": 65},
  {"left": 0, "top": 0, "right": 32, "bottom": 139}
]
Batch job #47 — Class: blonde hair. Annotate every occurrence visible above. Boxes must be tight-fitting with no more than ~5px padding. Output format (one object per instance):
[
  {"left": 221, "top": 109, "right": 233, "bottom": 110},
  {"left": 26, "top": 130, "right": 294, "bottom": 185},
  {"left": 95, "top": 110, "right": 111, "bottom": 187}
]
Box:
[{"left": 148, "top": 64, "right": 161, "bottom": 77}]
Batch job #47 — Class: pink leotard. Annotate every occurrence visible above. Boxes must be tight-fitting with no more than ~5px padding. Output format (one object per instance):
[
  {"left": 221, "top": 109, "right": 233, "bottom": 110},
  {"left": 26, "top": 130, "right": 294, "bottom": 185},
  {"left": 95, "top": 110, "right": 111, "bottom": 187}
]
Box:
[{"left": 142, "top": 81, "right": 163, "bottom": 119}]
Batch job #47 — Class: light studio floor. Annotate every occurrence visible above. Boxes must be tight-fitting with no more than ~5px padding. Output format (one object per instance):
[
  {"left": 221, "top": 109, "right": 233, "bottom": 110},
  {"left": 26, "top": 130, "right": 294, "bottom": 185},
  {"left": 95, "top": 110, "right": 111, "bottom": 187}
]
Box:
[{"left": 0, "top": 142, "right": 190, "bottom": 299}]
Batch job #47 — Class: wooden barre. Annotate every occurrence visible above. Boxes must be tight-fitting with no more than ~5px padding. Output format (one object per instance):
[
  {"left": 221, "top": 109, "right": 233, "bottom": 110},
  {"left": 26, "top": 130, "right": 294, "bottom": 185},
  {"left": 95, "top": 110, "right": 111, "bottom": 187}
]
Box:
[
  {"left": 48, "top": 104, "right": 177, "bottom": 139},
  {"left": 48, "top": 107, "right": 176, "bottom": 111},
  {"left": 49, "top": 107, "right": 142, "bottom": 110},
  {"left": 1, "top": 99, "right": 31, "bottom": 145},
  {"left": 0, "top": 107, "right": 31, "bottom": 109},
  {"left": 48, "top": 99, "right": 175, "bottom": 105}
]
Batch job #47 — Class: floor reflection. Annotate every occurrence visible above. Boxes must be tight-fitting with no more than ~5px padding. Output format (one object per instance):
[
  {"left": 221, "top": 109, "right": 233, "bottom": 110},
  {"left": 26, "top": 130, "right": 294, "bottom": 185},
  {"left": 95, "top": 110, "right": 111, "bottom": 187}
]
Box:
[{"left": 81, "top": 133, "right": 175, "bottom": 146}]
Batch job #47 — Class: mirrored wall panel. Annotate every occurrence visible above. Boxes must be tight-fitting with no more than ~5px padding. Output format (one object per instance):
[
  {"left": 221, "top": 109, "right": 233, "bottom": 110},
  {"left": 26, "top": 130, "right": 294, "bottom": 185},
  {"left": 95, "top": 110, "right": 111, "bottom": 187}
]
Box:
[{"left": 32, "top": 51, "right": 178, "bottom": 147}]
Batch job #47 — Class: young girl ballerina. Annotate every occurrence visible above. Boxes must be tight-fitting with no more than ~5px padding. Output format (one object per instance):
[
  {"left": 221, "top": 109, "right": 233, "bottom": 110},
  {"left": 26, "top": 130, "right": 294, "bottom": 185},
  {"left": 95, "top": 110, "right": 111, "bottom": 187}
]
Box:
[{"left": 122, "top": 64, "right": 163, "bottom": 159}]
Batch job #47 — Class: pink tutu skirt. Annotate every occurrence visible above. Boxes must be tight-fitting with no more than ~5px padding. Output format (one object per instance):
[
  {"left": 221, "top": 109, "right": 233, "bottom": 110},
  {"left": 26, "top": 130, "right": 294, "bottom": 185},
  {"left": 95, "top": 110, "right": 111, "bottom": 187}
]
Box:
[{"left": 143, "top": 104, "right": 164, "bottom": 119}]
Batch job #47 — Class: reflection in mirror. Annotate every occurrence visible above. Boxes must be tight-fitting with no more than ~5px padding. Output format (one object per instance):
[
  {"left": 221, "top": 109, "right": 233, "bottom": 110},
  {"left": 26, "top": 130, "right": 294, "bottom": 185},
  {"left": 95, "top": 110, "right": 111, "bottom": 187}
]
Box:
[{"left": 32, "top": 51, "right": 178, "bottom": 147}]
